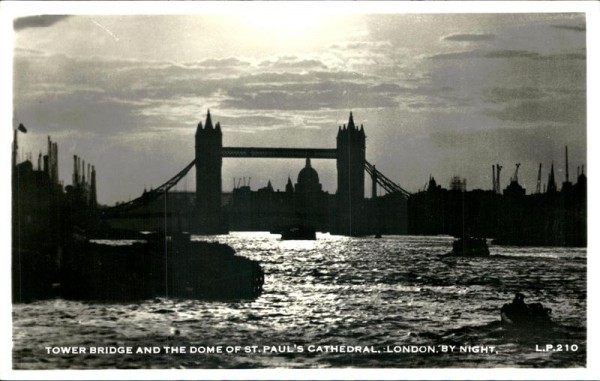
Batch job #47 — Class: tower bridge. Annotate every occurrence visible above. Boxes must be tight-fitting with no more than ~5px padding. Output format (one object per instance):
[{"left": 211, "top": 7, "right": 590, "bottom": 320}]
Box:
[{"left": 104, "top": 110, "right": 410, "bottom": 236}]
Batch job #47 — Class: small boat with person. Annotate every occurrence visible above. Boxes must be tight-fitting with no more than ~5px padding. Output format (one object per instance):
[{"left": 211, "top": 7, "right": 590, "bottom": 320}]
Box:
[{"left": 500, "top": 292, "right": 552, "bottom": 327}]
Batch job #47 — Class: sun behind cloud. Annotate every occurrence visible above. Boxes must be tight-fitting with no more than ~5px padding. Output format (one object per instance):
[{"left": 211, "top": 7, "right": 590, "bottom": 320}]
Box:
[{"left": 232, "top": 9, "right": 361, "bottom": 52}]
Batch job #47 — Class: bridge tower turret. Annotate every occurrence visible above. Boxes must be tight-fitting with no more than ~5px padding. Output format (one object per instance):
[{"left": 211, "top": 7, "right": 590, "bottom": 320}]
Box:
[
  {"left": 194, "top": 110, "right": 226, "bottom": 234},
  {"left": 336, "top": 112, "right": 366, "bottom": 235}
]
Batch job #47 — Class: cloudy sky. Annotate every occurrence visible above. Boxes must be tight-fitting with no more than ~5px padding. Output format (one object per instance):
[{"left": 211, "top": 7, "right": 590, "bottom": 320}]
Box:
[{"left": 11, "top": 10, "right": 586, "bottom": 205}]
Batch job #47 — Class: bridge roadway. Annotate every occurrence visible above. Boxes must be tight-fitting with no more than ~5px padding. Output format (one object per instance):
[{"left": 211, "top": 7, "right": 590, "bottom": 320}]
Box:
[{"left": 221, "top": 147, "right": 337, "bottom": 159}]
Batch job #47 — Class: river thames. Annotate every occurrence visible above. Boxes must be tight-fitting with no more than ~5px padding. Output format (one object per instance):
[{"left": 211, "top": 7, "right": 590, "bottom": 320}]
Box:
[{"left": 13, "top": 233, "right": 586, "bottom": 368}]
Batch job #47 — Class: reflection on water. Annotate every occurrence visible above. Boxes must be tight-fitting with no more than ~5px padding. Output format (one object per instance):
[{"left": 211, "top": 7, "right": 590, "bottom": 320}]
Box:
[{"left": 13, "top": 234, "right": 586, "bottom": 368}]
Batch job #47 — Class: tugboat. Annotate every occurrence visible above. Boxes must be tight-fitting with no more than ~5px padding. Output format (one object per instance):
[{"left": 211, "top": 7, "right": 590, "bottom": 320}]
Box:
[
  {"left": 448, "top": 237, "right": 490, "bottom": 257},
  {"left": 280, "top": 225, "right": 316, "bottom": 240},
  {"left": 500, "top": 292, "right": 552, "bottom": 327}
]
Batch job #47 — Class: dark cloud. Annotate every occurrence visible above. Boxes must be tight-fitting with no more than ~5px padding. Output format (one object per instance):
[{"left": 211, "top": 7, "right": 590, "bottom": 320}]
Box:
[
  {"left": 220, "top": 80, "right": 459, "bottom": 112},
  {"left": 213, "top": 114, "right": 290, "bottom": 128},
  {"left": 259, "top": 57, "right": 327, "bottom": 70},
  {"left": 485, "top": 97, "right": 585, "bottom": 124},
  {"left": 14, "top": 15, "right": 70, "bottom": 31},
  {"left": 368, "top": 83, "right": 454, "bottom": 99},
  {"left": 408, "top": 101, "right": 447, "bottom": 109},
  {"left": 484, "top": 50, "right": 540, "bottom": 59},
  {"left": 442, "top": 33, "right": 495, "bottom": 42},
  {"left": 552, "top": 24, "right": 585, "bottom": 32},
  {"left": 330, "top": 41, "right": 393, "bottom": 51},
  {"left": 482, "top": 87, "right": 543, "bottom": 103},
  {"left": 430, "top": 49, "right": 584, "bottom": 61},
  {"left": 369, "top": 83, "right": 408, "bottom": 93},
  {"left": 222, "top": 80, "right": 397, "bottom": 111},
  {"left": 188, "top": 58, "right": 251, "bottom": 68},
  {"left": 535, "top": 52, "right": 586, "bottom": 61},
  {"left": 430, "top": 49, "right": 493, "bottom": 60}
]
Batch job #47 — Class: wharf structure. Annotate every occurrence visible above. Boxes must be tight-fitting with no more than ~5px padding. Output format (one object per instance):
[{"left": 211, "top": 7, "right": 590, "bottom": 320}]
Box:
[
  {"left": 12, "top": 129, "right": 264, "bottom": 303},
  {"left": 12, "top": 133, "right": 98, "bottom": 301},
  {"left": 408, "top": 161, "right": 586, "bottom": 247}
]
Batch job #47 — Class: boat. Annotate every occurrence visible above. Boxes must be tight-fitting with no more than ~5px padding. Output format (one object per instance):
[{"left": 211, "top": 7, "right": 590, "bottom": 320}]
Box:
[
  {"left": 500, "top": 292, "right": 552, "bottom": 327},
  {"left": 280, "top": 225, "right": 316, "bottom": 240},
  {"left": 60, "top": 233, "right": 264, "bottom": 301},
  {"left": 448, "top": 237, "right": 489, "bottom": 257}
]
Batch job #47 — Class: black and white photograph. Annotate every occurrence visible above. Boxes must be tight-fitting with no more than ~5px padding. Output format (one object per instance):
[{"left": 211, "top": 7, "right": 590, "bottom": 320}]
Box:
[{"left": 1, "top": 1, "right": 599, "bottom": 379}]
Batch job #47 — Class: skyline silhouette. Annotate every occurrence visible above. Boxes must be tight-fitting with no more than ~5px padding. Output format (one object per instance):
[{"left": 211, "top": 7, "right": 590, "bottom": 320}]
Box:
[{"left": 10, "top": 12, "right": 586, "bottom": 205}]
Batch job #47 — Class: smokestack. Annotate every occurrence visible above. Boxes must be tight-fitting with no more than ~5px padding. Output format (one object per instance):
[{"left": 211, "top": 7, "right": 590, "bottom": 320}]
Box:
[
  {"left": 73, "top": 155, "right": 77, "bottom": 185},
  {"left": 565, "top": 145, "right": 569, "bottom": 183}
]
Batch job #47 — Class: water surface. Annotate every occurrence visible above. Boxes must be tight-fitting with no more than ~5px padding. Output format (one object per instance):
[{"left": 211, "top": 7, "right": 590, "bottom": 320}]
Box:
[{"left": 13, "top": 234, "right": 586, "bottom": 368}]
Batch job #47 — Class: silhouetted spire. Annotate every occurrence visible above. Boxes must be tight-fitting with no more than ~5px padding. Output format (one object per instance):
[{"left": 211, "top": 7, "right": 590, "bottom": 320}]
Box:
[
  {"left": 547, "top": 163, "right": 557, "bottom": 193},
  {"left": 215, "top": 121, "right": 221, "bottom": 132},
  {"left": 348, "top": 112, "right": 355, "bottom": 130},
  {"left": 286, "top": 176, "right": 294, "bottom": 193},
  {"left": 205, "top": 109, "right": 213, "bottom": 129},
  {"left": 306, "top": 157, "right": 311, "bottom": 167},
  {"left": 427, "top": 176, "right": 438, "bottom": 192}
]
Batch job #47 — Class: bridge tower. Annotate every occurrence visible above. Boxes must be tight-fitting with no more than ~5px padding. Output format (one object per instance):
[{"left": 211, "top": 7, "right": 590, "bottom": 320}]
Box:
[
  {"left": 336, "top": 112, "right": 366, "bottom": 235},
  {"left": 194, "top": 110, "right": 226, "bottom": 234}
]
